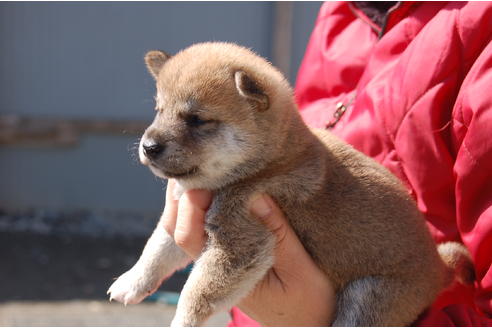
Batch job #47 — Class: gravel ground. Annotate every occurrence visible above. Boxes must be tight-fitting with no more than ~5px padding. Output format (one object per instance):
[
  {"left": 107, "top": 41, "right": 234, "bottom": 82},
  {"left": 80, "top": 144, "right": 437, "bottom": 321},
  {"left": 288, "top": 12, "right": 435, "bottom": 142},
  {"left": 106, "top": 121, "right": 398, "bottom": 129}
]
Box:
[
  {"left": 0, "top": 208, "right": 158, "bottom": 238},
  {"left": 0, "top": 208, "right": 233, "bottom": 326},
  {"left": 0, "top": 231, "right": 190, "bottom": 301},
  {"left": 0, "top": 208, "right": 187, "bottom": 301},
  {"left": 0, "top": 300, "right": 230, "bottom": 326}
]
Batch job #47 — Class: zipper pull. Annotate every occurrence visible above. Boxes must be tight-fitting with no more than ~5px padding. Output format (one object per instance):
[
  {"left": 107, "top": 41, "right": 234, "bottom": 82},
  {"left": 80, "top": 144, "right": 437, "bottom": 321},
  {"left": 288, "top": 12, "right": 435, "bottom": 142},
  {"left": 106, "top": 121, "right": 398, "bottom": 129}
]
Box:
[{"left": 326, "top": 102, "right": 347, "bottom": 129}]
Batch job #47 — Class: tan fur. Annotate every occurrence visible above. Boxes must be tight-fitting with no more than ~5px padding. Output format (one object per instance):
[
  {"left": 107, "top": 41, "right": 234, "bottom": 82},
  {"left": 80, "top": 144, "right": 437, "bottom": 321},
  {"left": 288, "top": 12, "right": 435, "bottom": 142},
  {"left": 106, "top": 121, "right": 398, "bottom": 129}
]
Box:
[
  {"left": 437, "top": 242, "right": 475, "bottom": 285},
  {"left": 108, "top": 42, "right": 474, "bottom": 326}
]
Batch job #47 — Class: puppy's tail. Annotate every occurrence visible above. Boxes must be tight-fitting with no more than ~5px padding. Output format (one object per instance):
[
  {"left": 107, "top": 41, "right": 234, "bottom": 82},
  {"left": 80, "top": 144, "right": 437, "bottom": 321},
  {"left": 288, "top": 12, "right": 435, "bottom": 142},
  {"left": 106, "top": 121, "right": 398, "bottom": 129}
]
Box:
[{"left": 437, "top": 241, "right": 475, "bottom": 286}]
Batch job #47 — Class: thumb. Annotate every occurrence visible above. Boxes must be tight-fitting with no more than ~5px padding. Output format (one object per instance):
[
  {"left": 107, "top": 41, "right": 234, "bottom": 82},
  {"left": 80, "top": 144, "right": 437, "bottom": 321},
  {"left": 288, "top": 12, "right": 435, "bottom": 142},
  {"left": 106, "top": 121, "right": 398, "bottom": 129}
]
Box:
[
  {"left": 248, "top": 193, "right": 333, "bottom": 296},
  {"left": 248, "top": 194, "right": 307, "bottom": 263}
]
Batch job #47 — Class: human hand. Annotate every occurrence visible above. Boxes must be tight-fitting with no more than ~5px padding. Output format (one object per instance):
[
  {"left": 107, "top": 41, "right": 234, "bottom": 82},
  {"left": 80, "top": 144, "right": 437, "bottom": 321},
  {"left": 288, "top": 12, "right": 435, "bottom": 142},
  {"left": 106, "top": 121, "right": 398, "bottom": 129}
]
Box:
[{"left": 162, "top": 179, "right": 336, "bottom": 326}]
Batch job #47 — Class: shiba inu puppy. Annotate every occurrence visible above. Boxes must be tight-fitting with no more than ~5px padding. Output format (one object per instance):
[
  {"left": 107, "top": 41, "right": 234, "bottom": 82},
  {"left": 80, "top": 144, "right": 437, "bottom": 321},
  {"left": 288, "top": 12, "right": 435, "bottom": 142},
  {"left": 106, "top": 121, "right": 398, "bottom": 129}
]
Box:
[{"left": 108, "top": 42, "right": 473, "bottom": 326}]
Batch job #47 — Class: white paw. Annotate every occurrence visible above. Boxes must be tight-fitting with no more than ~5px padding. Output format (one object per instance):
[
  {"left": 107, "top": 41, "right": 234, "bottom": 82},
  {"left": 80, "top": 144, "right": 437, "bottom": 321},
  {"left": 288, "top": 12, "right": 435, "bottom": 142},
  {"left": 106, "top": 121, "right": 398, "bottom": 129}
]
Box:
[
  {"left": 171, "top": 308, "right": 201, "bottom": 327},
  {"left": 170, "top": 317, "right": 182, "bottom": 328},
  {"left": 107, "top": 269, "right": 156, "bottom": 305},
  {"left": 170, "top": 316, "right": 190, "bottom": 328}
]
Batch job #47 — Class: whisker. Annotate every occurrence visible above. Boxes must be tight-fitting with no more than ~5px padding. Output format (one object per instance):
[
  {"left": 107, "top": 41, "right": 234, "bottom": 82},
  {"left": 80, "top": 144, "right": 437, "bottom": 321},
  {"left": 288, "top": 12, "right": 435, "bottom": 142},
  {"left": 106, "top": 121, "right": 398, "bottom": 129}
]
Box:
[{"left": 127, "top": 137, "right": 142, "bottom": 163}]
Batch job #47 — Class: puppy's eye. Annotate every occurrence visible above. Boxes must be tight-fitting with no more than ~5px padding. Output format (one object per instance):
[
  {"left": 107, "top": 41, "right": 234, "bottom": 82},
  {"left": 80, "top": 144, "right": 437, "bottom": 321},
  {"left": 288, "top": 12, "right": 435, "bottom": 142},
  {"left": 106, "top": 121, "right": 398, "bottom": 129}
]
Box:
[{"left": 186, "top": 114, "right": 210, "bottom": 127}]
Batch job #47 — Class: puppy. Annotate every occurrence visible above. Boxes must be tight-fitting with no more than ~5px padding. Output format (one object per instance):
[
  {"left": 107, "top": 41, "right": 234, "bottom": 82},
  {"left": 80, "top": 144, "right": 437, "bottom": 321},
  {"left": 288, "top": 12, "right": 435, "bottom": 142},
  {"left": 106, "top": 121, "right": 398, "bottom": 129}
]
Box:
[{"left": 108, "top": 42, "right": 473, "bottom": 326}]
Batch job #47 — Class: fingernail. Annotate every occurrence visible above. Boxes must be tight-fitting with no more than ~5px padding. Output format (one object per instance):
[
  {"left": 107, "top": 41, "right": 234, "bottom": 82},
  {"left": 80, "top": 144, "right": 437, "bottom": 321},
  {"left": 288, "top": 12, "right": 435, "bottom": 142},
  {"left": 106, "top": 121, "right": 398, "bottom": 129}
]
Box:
[
  {"left": 250, "top": 194, "right": 272, "bottom": 218},
  {"left": 173, "top": 186, "right": 184, "bottom": 201}
]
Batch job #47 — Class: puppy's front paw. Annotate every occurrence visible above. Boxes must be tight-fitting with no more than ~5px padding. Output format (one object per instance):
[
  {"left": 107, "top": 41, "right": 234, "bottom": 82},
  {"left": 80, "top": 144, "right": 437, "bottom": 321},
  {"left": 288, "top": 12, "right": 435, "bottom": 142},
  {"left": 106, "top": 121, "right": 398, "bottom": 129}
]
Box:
[
  {"left": 171, "top": 315, "right": 195, "bottom": 328},
  {"left": 107, "top": 269, "right": 156, "bottom": 305},
  {"left": 171, "top": 305, "right": 203, "bottom": 327}
]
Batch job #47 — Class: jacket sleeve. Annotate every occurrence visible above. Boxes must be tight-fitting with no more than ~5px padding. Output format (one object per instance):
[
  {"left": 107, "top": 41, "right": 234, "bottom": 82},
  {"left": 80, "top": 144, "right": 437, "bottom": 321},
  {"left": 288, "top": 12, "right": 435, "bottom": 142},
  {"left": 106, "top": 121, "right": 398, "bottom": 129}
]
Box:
[
  {"left": 448, "top": 40, "right": 492, "bottom": 320},
  {"left": 416, "top": 304, "right": 492, "bottom": 326},
  {"left": 415, "top": 40, "right": 492, "bottom": 327}
]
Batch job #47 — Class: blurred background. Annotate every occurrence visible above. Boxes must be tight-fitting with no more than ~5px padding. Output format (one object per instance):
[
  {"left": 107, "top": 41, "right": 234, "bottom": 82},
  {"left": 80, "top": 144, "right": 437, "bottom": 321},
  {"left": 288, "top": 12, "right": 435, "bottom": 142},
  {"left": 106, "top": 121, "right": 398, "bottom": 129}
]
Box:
[{"left": 0, "top": 1, "right": 321, "bottom": 326}]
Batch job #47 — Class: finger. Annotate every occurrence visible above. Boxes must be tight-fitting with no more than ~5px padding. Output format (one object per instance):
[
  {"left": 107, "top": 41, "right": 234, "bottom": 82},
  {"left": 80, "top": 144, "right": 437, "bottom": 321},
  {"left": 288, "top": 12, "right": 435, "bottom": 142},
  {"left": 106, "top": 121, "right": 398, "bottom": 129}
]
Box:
[
  {"left": 174, "top": 189, "right": 213, "bottom": 259},
  {"left": 162, "top": 179, "right": 179, "bottom": 235},
  {"left": 249, "top": 194, "right": 300, "bottom": 255},
  {"left": 248, "top": 194, "right": 324, "bottom": 278}
]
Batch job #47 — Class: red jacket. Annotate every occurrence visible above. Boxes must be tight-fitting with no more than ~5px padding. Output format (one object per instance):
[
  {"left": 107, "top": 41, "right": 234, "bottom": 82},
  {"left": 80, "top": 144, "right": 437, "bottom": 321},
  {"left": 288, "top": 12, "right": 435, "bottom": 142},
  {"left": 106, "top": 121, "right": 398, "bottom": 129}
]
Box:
[{"left": 230, "top": 1, "right": 492, "bottom": 326}]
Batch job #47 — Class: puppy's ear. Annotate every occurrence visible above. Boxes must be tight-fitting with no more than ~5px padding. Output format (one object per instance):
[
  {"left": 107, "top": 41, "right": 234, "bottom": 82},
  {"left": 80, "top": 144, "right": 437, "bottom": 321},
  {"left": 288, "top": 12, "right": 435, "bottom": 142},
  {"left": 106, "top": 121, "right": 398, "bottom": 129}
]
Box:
[
  {"left": 145, "top": 50, "right": 171, "bottom": 80},
  {"left": 234, "top": 70, "right": 269, "bottom": 111}
]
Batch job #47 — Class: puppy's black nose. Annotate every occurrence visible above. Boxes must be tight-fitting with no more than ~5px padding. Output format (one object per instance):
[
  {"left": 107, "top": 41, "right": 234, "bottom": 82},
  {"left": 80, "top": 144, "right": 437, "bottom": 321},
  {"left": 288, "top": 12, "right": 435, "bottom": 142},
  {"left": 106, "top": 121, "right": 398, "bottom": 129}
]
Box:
[{"left": 142, "top": 141, "right": 164, "bottom": 159}]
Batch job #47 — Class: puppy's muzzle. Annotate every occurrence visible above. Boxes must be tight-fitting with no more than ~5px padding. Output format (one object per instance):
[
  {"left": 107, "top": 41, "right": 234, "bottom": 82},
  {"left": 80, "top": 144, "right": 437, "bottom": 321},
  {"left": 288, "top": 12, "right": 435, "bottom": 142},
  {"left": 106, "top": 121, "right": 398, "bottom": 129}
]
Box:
[{"left": 142, "top": 140, "right": 165, "bottom": 160}]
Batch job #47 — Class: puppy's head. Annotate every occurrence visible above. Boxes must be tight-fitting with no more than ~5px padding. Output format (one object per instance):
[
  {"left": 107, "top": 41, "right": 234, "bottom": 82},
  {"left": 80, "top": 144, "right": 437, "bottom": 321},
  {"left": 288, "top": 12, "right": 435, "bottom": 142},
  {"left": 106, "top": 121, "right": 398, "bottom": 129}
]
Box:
[{"left": 139, "top": 42, "right": 293, "bottom": 189}]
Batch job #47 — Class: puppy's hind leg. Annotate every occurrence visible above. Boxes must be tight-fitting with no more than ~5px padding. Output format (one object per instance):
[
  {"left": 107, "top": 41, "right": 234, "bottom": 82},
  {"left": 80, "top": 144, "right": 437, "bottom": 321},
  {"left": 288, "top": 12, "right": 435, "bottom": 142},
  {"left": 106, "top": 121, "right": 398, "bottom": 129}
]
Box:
[
  {"left": 333, "top": 276, "right": 429, "bottom": 327},
  {"left": 171, "top": 239, "right": 275, "bottom": 327}
]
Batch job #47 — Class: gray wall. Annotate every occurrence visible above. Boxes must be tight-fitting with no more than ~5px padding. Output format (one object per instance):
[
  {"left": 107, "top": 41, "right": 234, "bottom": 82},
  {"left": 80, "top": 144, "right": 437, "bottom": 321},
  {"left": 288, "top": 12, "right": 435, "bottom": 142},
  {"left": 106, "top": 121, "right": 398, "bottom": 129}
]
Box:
[{"left": 0, "top": 2, "right": 321, "bottom": 213}]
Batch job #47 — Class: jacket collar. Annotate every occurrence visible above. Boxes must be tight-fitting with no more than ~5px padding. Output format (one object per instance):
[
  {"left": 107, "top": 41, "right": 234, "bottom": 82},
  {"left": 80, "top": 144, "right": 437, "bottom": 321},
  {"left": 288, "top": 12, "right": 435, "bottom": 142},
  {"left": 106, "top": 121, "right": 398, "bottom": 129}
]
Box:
[{"left": 349, "top": 1, "right": 419, "bottom": 38}]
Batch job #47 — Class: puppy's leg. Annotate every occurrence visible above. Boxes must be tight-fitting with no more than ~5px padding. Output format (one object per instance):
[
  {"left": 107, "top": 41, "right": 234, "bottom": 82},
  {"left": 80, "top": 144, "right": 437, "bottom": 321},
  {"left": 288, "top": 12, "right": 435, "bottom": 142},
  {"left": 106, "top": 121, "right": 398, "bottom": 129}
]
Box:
[
  {"left": 171, "top": 238, "right": 275, "bottom": 327},
  {"left": 107, "top": 215, "right": 191, "bottom": 305},
  {"left": 333, "top": 276, "right": 429, "bottom": 326}
]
